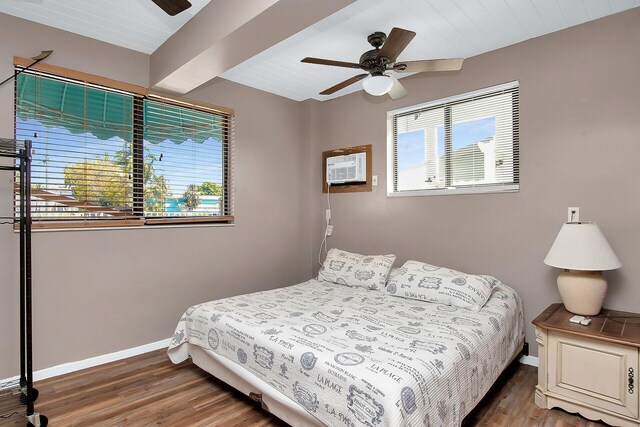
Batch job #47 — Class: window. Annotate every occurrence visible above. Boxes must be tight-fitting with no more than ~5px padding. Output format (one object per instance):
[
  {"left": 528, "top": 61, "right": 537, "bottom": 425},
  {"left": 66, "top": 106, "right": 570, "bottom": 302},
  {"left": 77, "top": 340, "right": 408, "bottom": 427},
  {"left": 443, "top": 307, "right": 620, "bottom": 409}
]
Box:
[
  {"left": 388, "top": 81, "right": 519, "bottom": 196},
  {"left": 142, "top": 96, "right": 232, "bottom": 223},
  {"left": 15, "top": 68, "right": 233, "bottom": 228}
]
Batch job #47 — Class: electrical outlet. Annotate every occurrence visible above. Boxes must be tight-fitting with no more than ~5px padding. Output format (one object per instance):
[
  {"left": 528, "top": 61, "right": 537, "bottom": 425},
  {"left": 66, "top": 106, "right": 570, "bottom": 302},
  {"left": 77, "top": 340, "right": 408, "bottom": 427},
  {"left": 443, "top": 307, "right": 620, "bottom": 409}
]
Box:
[
  {"left": 325, "top": 209, "right": 331, "bottom": 221},
  {"left": 372, "top": 175, "right": 378, "bottom": 186},
  {"left": 568, "top": 207, "right": 579, "bottom": 222}
]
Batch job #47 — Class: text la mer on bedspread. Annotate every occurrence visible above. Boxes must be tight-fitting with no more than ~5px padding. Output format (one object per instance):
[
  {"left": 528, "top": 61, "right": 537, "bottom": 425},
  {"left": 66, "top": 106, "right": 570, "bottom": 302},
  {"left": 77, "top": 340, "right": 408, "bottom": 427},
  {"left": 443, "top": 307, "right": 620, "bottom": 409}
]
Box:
[{"left": 168, "top": 279, "right": 524, "bottom": 427}]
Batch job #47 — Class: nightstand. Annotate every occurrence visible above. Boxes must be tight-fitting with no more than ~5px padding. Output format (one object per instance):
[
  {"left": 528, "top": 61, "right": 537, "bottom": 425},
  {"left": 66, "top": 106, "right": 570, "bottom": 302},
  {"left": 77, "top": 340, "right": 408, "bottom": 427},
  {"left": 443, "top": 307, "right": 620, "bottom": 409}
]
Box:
[{"left": 533, "top": 303, "right": 640, "bottom": 427}]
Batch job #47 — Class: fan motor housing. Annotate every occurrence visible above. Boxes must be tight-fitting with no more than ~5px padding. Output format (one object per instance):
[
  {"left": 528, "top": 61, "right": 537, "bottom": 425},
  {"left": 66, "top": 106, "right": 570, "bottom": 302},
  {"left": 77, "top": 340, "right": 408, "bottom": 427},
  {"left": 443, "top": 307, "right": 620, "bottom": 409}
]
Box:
[
  {"left": 360, "top": 49, "right": 389, "bottom": 74},
  {"left": 359, "top": 49, "right": 377, "bottom": 67},
  {"left": 360, "top": 31, "right": 391, "bottom": 72}
]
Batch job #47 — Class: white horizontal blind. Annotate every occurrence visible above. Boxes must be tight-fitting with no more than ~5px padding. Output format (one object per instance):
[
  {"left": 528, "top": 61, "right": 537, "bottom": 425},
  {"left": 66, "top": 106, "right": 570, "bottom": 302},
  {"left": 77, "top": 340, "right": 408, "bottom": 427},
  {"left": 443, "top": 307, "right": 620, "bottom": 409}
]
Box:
[
  {"left": 390, "top": 82, "right": 519, "bottom": 195},
  {"left": 143, "top": 97, "right": 233, "bottom": 219},
  {"left": 15, "top": 70, "right": 137, "bottom": 224}
]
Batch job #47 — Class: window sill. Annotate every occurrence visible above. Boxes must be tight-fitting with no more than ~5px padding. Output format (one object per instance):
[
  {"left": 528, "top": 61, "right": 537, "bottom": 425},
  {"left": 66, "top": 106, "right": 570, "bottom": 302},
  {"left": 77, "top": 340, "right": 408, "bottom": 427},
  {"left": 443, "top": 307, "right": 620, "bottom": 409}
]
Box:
[
  {"left": 13, "top": 216, "right": 234, "bottom": 232},
  {"left": 387, "top": 184, "right": 519, "bottom": 197}
]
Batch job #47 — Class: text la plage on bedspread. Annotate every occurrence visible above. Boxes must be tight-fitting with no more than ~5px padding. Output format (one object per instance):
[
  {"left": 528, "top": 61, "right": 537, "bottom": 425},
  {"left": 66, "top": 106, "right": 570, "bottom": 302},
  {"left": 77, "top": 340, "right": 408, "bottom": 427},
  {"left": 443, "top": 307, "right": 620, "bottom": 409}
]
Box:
[{"left": 168, "top": 279, "right": 524, "bottom": 427}]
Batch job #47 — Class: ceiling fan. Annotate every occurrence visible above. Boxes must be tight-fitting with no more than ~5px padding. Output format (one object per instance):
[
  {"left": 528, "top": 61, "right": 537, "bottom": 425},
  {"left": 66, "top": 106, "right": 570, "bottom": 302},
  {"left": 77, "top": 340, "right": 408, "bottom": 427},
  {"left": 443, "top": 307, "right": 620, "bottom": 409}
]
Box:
[
  {"left": 152, "top": 0, "right": 192, "bottom": 16},
  {"left": 301, "top": 27, "right": 463, "bottom": 99}
]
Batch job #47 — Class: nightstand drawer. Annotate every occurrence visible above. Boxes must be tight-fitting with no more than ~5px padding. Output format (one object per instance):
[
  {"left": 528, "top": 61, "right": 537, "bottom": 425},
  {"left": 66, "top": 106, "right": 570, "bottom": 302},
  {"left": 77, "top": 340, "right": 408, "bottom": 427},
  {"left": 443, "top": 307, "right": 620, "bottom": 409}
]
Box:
[{"left": 549, "top": 331, "right": 638, "bottom": 418}]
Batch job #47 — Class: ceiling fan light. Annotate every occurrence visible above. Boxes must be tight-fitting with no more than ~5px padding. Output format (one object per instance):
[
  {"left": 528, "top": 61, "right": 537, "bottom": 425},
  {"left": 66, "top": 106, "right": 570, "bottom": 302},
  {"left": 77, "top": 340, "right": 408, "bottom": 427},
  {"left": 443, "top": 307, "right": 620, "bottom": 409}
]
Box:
[{"left": 362, "top": 75, "right": 393, "bottom": 96}]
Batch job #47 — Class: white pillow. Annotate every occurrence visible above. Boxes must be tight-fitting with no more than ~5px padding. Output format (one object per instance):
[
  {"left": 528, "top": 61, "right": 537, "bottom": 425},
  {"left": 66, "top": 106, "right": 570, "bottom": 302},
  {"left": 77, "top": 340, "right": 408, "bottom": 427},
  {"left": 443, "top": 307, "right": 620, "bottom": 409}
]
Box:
[
  {"left": 385, "top": 260, "right": 498, "bottom": 311},
  {"left": 318, "top": 248, "right": 396, "bottom": 291}
]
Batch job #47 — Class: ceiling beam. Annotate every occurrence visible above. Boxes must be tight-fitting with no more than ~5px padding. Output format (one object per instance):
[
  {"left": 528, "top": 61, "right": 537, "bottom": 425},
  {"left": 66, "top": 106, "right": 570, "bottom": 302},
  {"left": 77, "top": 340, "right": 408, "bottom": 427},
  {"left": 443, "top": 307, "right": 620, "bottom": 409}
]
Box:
[{"left": 150, "top": 0, "right": 356, "bottom": 94}]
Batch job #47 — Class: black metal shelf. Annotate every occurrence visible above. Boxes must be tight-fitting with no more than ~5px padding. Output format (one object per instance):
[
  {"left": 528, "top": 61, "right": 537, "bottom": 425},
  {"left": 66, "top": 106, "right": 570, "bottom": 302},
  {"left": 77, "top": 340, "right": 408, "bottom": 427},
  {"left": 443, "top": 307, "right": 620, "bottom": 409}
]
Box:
[
  {"left": 0, "top": 138, "right": 27, "bottom": 155},
  {"left": 1, "top": 138, "right": 48, "bottom": 427}
]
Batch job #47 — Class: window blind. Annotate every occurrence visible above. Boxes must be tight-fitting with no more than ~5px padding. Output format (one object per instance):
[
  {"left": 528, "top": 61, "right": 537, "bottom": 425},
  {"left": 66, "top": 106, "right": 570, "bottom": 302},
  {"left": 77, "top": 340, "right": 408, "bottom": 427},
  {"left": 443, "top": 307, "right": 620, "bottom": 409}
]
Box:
[
  {"left": 16, "top": 71, "right": 138, "bottom": 225},
  {"left": 143, "top": 96, "right": 233, "bottom": 221},
  {"left": 389, "top": 82, "right": 519, "bottom": 196},
  {"left": 15, "top": 68, "right": 234, "bottom": 228}
]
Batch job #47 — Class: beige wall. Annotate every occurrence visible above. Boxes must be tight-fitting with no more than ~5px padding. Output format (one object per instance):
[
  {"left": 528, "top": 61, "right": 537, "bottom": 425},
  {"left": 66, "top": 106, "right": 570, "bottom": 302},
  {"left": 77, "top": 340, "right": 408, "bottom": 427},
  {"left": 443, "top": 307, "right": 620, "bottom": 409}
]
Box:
[
  {"left": 0, "top": 15, "right": 312, "bottom": 378},
  {"left": 309, "top": 9, "right": 640, "bottom": 355}
]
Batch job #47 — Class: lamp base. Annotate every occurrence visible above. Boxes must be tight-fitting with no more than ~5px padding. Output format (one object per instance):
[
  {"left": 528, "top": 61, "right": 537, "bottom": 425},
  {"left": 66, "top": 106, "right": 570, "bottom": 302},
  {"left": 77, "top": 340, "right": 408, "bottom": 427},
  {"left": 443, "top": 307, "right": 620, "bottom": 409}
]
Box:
[{"left": 557, "top": 270, "right": 607, "bottom": 316}]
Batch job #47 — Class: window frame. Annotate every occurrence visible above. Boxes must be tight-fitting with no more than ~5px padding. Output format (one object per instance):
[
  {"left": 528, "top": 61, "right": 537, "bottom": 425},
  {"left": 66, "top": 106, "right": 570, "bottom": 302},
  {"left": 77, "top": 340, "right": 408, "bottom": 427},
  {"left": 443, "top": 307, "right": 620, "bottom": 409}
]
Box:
[
  {"left": 12, "top": 57, "right": 234, "bottom": 229},
  {"left": 141, "top": 93, "right": 234, "bottom": 225},
  {"left": 387, "top": 81, "right": 519, "bottom": 197}
]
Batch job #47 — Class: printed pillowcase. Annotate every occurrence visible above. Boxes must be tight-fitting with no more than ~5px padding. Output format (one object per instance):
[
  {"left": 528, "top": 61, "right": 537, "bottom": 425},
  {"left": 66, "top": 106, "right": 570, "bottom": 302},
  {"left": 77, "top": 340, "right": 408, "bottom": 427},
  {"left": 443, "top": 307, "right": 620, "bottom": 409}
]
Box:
[
  {"left": 318, "top": 248, "right": 396, "bottom": 291},
  {"left": 386, "top": 260, "right": 498, "bottom": 311}
]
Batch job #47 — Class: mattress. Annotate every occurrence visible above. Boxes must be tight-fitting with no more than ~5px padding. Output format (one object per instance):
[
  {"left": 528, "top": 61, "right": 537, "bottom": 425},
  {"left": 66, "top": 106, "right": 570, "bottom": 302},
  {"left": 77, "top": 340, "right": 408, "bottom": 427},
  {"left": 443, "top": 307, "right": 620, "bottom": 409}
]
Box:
[{"left": 168, "top": 278, "right": 524, "bottom": 426}]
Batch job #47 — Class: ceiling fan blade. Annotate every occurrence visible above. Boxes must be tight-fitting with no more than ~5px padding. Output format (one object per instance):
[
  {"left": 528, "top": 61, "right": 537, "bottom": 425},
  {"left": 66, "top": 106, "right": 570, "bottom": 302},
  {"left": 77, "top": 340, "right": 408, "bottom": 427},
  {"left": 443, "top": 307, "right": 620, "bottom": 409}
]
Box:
[
  {"left": 376, "top": 27, "right": 416, "bottom": 63},
  {"left": 320, "top": 74, "right": 369, "bottom": 95},
  {"left": 395, "top": 58, "right": 464, "bottom": 73},
  {"left": 388, "top": 75, "right": 407, "bottom": 100},
  {"left": 302, "top": 57, "right": 362, "bottom": 69},
  {"left": 152, "top": 0, "right": 192, "bottom": 16}
]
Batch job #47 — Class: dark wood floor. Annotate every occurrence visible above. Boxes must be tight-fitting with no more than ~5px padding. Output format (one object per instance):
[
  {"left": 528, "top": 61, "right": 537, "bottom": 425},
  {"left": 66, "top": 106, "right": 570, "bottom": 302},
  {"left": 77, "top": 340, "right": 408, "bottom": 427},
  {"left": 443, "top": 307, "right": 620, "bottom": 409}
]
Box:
[{"left": 0, "top": 349, "right": 608, "bottom": 427}]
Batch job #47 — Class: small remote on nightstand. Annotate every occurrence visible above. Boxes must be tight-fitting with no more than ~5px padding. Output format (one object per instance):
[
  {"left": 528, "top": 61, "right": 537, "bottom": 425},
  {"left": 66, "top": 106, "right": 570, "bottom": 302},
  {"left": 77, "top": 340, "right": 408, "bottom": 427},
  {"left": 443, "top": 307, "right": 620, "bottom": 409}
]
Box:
[
  {"left": 569, "top": 315, "right": 585, "bottom": 324},
  {"left": 569, "top": 315, "right": 592, "bottom": 325}
]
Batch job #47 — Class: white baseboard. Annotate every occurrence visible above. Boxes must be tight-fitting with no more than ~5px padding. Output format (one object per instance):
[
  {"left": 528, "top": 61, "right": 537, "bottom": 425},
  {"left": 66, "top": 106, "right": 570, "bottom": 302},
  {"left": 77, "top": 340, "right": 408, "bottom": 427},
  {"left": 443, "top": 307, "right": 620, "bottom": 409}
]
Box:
[
  {"left": 1, "top": 338, "right": 540, "bottom": 392},
  {"left": 0, "top": 338, "right": 171, "bottom": 390},
  {"left": 519, "top": 354, "right": 539, "bottom": 367}
]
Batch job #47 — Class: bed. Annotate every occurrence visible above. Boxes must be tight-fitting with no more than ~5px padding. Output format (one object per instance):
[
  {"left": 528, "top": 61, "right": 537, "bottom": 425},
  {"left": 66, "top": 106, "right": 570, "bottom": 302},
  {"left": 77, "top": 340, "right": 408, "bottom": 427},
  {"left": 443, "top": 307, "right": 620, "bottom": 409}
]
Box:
[{"left": 168, "top": 253, "right": 525, "bottom": 427}]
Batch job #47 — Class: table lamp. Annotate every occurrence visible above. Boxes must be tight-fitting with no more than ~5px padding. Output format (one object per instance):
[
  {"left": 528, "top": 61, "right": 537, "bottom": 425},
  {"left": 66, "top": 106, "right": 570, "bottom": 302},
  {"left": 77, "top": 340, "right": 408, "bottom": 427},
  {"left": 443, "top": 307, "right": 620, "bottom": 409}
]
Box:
[{"left": 544, "top": 222, "right": 621, "bottom": 316}]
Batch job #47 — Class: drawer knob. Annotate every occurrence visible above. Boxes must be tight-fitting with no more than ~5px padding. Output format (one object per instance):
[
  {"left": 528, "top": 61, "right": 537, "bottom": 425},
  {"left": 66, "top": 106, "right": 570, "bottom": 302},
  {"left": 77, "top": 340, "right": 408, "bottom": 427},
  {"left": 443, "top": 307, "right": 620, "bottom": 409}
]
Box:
[{"left": 629, "top": 367, "right": 635, "bottom": 394}]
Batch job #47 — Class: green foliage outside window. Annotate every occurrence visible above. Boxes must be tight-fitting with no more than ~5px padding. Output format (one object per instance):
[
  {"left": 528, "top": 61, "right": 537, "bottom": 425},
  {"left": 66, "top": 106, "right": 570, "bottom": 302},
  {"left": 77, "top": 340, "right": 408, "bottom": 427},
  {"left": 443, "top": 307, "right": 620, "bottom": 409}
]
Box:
[
  {"left": 182, "top": 184, "right": 201, "bottom": 211},
  {"left": 64, "top": 155, "right": 130, "bottom": 208},
  {"left": 198, "top": 181, "right": 222, "bottom": 196}
]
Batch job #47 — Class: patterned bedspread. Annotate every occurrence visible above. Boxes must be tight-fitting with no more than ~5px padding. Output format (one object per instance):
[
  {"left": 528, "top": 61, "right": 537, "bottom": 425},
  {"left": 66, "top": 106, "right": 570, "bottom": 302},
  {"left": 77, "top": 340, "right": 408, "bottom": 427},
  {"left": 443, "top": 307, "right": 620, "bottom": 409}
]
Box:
[{"left": 168, "top": 279, "right": 524, "bottom": 426}]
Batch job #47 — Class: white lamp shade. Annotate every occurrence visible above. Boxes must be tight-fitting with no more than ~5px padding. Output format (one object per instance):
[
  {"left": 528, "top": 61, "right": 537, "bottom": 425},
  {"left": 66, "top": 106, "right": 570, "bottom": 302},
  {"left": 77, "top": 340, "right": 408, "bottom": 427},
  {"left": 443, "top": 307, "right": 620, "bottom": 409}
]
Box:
[
  {"left": 362, "top": 75, "right": 393, "bottom": 96},
  {"left": 544, "top": 222, "right": 621, "bottom": 271}
]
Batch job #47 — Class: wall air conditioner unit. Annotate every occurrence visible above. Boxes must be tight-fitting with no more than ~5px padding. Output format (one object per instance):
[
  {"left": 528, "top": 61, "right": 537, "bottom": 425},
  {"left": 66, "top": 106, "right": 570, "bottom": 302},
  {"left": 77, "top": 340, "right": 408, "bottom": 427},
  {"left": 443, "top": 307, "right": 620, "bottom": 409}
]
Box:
[{"left": 326, "top": 152, "right": 366, "bottom": 184}]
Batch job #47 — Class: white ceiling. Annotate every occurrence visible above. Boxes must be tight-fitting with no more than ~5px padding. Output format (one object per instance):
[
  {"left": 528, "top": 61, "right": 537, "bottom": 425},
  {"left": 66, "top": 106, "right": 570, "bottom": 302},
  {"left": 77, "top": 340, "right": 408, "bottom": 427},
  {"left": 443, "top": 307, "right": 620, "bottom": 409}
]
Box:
[
  {"left": 0, "top": 0, "right": 212, "bottom": 54},
  {"left": 222, "top": 0, "right": 640, "bottom": 101},
  {"left": 0, "top": 0, "right": 638, "bottom": 101}
]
